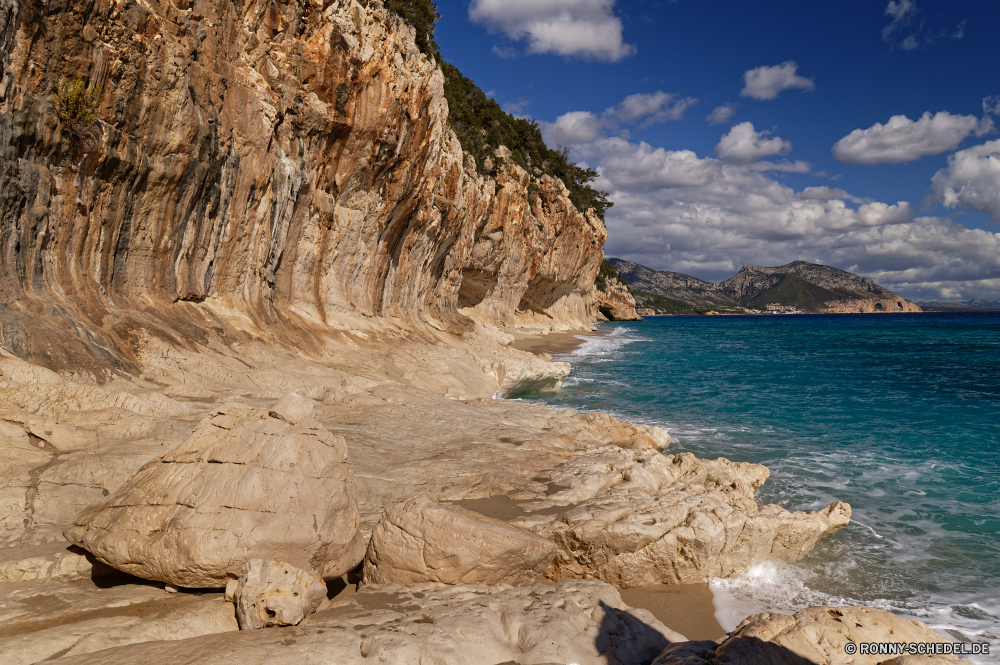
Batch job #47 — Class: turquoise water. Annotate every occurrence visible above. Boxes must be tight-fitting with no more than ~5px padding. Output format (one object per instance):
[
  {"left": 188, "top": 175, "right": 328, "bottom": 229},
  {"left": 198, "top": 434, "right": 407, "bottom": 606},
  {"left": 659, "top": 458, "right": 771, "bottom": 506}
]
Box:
[{"left": 518, "top": 312, "right": 1000, "bottom": 659}]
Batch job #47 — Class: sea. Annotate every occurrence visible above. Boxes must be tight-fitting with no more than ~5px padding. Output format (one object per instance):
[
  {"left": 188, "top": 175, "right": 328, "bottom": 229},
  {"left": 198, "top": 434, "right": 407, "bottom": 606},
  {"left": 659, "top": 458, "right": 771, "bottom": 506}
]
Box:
[{"left": 515, "top": 312, "right": 999, "bottom": 662}]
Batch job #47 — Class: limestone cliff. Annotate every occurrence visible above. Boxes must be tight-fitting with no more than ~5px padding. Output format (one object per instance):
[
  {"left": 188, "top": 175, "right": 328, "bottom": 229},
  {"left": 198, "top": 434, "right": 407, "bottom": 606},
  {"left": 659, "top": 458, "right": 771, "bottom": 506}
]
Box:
[
  {"left": 0, "top": 0, "right": 606, "bottom": 381},
  {"left": 593, "top": 259, "right": 641, "bottom": 321}
]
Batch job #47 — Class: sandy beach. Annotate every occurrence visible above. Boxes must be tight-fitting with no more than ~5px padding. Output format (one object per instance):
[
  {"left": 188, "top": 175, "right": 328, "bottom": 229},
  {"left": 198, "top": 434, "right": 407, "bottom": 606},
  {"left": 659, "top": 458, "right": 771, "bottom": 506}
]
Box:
[{"left": 510, "top": 327, "right": 612, "bottom": 356}]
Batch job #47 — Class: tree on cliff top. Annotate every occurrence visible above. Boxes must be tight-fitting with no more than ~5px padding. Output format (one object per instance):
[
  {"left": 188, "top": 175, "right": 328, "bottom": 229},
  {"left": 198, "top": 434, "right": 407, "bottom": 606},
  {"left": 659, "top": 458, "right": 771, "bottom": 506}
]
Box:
[{"left": 380, "top": 0, "right": 613, "bottom": 220}]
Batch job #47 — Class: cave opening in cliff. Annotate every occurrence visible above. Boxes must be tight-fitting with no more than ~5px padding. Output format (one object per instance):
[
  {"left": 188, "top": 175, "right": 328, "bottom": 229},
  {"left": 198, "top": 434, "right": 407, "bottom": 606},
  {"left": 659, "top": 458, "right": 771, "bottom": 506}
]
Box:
[{"left": 457, "top": 269, "right": 499, "bottom": 308}]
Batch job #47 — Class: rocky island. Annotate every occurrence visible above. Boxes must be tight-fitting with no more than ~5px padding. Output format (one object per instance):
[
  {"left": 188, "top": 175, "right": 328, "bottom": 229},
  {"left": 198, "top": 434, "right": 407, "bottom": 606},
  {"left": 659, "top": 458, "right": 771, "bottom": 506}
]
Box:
[{"left": 0, "top": 0, "right": 970, "bottom": 662}]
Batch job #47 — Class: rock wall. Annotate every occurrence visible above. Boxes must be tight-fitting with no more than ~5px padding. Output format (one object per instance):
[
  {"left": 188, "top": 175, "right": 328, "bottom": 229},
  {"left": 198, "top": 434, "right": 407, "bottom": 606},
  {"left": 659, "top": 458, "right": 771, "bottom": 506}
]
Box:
[{"left": 0, "top": 0, "right": 607, "bottom": 380}]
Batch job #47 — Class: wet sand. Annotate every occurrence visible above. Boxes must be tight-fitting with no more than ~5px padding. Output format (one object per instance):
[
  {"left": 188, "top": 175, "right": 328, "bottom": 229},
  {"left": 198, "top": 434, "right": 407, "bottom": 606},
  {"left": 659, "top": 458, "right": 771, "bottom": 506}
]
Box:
[{"left": 510, "top": 327, "right": 611, "bottom": 356}]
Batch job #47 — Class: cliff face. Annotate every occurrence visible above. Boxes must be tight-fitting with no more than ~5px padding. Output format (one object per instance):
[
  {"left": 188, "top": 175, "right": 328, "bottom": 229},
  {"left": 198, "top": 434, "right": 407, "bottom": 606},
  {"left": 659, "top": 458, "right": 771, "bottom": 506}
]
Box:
[
  {"left": 593, "top": 260, "right": 640, "bottom": 321},
  {"left": 0, "top": 0, "right": 606, "bottom": 380}
]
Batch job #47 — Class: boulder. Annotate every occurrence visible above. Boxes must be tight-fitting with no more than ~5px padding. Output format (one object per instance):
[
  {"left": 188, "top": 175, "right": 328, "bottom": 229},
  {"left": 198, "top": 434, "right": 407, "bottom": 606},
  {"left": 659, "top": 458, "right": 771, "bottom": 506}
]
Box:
[
  {"left": 47, "top": 580, "right": 687, "bottom": 665},
  {"left": 363, "top": 495, "right": 557, "bottom": 586},
  {"left": 510, "top": 449, "right": 851, "bottom": 586},
  {"left": 653, "top": 606, "right": 971, "bottom": 664},
  {"left": 64, "top": 402, "right": 365, "bottom": 587},
  {"left": 234, "top": 559, "right": 328, "bottom": 629}
]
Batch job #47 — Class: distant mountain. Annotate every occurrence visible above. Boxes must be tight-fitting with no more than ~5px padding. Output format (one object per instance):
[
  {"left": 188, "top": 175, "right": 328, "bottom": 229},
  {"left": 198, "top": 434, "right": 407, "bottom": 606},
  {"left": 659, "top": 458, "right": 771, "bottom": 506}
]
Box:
[
  {"left": 916, "top": 299, "right": 1000, "bottom": 311},
  {"left": 608, "top": 259, "right": 922, "bottom": 315}
]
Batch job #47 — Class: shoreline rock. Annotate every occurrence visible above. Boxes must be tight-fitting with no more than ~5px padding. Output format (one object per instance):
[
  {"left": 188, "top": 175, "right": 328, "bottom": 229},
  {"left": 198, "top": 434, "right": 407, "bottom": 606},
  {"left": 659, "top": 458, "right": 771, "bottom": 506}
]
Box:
[{"left": 64, "top": 400, "right": 364, "bottom": 587}]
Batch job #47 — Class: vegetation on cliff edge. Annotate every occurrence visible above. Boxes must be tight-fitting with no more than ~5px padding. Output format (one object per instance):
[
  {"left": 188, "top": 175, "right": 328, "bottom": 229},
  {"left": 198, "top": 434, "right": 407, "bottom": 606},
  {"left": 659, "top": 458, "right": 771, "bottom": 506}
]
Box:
[
  {"left": 596, "top": 260, "right": 632, "bottom": 294},
  {"left": 381, "top": 0, "right": 613, "bottom": 219}
]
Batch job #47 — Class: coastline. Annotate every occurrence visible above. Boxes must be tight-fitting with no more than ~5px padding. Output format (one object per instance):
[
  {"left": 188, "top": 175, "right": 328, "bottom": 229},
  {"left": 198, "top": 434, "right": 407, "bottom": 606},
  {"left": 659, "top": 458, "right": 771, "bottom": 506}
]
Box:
[
  {"left": 505, "top": 325, "right": 727, "bottom": 642},
  {"left": 509, "top": 327, "right": 612, "bottom": 356}
]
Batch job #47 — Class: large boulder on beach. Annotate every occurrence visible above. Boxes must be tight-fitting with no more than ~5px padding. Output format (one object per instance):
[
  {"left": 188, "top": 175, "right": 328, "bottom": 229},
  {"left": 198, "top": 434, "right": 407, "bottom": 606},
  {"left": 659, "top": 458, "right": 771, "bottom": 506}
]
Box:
[
  {"left": 652, "top": 605, "right": 971, "bottom": 664},
  {"left": 509, "top": 449, "right": 851, "bottom": 587},
  {"left": 64, "top": 400, "right": 365, "bottom": 588},
  {"left": 46, "top": 580, "right": 687, "bottom": 665},
  {"left": 363, "top": 495, "right": 557, "bottom": 585}
]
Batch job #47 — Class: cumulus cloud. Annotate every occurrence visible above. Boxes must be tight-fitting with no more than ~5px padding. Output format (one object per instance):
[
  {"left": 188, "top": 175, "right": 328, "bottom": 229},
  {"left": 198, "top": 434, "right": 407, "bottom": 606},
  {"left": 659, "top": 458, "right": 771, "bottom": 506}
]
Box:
[
  {"left": 707, "top": 104, "right": 736, "bottom": 125},
  {"left": 544, "top": 111, "right": 603, "bottom": 145},
  {"left": 983, "top": 96, "right": 1000, "bottom": 116},
  {"left": 740, "top": 62, "right": 814, "bottom": 101},
  {"left": 543, "top": 91, "right": 696, "bottom": 145},
  {"left": 833, "top": 111, "right": 994, "bottom": 164},
  {"left": 715, "top": 122, "right": 792, "bottom": 164},
  {"left": 931, "top": 139, "right": 1000, "bottom": 221},
  {"left": 469, "top": 0, "right": 635, "bottom": 61},
  {"left": 563, "top": 136, "right": 999, "bottom": 299},
  {"left": 606, "top": 91, "right": 697, "bottom": 127}
]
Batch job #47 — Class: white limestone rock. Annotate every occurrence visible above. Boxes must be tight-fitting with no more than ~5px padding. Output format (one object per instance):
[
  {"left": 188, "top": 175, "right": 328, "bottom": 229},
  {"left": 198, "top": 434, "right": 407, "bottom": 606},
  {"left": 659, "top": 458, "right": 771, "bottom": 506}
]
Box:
[
  {"left": 234, "top": 559, "right": 328, "bottom": 629},
  {"left": 47, "top": 580, "right": 688, "bottom": 665},
  {"left": 510, "top": 449, "right": 851, "bottom": 586},
  {"left": 362, "top": 495, "right": 557, "bottom": 586},
  {"left": 652, "top": 606, "right": 971, "bottom": 665},
  {"left": 64, "top": 402, "right": 365, "bottom": 587}
]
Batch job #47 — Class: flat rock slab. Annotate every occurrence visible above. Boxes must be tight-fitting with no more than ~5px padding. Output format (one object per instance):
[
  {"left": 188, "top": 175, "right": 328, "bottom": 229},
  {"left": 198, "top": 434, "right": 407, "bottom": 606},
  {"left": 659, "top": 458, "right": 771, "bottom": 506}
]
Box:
[
  {"left": 653, "top": 606, "right": 971, "bottom": 665},
  {"left": 0, "top": 582, "right": 237, "bottom": 664},
  {"left": 50, "top": 580, "right": 687, "bottom": 665},
  {"left": 65, "top": 402, "right": 364, "bottom": 587},
  {"left": 363, "top": 495, "right": 556, "bottom": 585}
]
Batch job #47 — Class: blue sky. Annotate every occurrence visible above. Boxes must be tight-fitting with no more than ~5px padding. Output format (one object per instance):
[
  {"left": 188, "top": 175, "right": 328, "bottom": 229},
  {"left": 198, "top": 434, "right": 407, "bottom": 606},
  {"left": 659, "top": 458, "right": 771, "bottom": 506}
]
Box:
[{"left": 433, "top": 0, "right": 1000, "bottom": 300}]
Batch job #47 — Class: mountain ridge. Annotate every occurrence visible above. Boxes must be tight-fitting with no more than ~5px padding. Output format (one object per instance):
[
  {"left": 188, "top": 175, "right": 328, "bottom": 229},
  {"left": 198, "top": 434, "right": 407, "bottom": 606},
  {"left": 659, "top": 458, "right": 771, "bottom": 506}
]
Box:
[{"left": 609, "top": 258, "right": 921, "bottom": 314}]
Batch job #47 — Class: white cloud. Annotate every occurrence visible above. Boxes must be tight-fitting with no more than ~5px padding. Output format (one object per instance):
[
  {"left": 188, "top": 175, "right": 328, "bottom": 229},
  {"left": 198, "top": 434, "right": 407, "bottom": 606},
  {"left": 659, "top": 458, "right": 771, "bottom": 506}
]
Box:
[
  {"left": 983, "top": 96, "right": 1000, "bottom": 116},
  {"left": 606, "top": 91, "right": 697, "bottom": 127},
  {"left": 931, "top": 139, "right": 1000, "bottom": 221},
  {"left": 707, "top": 104, "right": 736, "bottom": 125},
  {"left": 882, "top": 0, "right": 917, "bottom": 44},
  {"left": 750, "top": 160, "right": 811, "bottom": 173},
  {"left": 544, "top": 111, "right": 602, "bottom": 145},
  {"left": 491, "top": 44, "right": 517, "bottom": 59},
  {"left": 543, "top": 90, "right": 696, "bottom": 145},
  {"left": 833, "top": 112, "right": 994, "bottom": 164},
  {"left": 740, "top": 62, "right": 814, "bottom": 101},
  {"left": 715, "top": 122, "right": 792, "bottom": 164},
  {"left": 562, "top": 136, "right": 999, "bottom": 299},
  {"left": 469, "top": 0, "right": 635, "bottom": 62}
]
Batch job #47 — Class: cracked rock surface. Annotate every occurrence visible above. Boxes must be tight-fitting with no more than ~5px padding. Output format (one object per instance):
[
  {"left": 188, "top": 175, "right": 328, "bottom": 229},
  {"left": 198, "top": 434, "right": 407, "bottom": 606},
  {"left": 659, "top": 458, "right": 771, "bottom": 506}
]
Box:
[
  {"left": 52, "top": 580, "right": 687, "bottom": 665},
  {"left": 508, "top": 449, "right": 851, "bottom": 586},
  {"left": 362, "top": 495, "right": 556, "bottom": 586},
  {"left": 64, "top": 400, "right": 364, "bottom": 587}
]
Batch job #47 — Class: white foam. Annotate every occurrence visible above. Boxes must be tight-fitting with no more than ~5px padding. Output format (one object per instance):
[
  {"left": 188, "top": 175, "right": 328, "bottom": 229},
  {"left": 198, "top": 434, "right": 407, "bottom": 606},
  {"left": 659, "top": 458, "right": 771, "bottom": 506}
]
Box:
[{"left": 709, "top": 562, "right": 1000, "bottom": 665}]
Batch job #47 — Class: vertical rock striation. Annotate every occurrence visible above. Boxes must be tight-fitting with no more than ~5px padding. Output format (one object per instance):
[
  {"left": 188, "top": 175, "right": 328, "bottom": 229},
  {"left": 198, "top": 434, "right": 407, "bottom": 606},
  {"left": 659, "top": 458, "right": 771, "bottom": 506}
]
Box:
[{"left": 0, "top": 0, "right": 608, "bottom": 380}]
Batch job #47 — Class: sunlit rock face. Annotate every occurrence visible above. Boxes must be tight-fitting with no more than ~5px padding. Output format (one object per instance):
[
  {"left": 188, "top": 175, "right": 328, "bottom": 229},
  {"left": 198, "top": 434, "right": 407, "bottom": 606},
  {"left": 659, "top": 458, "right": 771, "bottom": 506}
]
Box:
[{"left": 0, "top": 0, "right": 608, "bottom": 380}]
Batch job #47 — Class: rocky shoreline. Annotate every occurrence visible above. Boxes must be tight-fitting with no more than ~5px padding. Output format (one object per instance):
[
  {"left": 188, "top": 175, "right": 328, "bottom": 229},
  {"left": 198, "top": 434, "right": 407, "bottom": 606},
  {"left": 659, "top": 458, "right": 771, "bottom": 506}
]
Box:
[{"left": 0, "top": 0, "right": 976, "bottom": 660}]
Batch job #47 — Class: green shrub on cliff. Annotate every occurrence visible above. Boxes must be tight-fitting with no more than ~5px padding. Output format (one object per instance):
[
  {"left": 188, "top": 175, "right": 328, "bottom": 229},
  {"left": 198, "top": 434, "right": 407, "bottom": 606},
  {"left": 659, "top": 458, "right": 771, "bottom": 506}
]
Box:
[
  {"left": 381, "top": 0, "right": 612, "bottom": 220},
  {"left": 55, "top": 78, "right": 100, "bottom": 127},
  {"left": 441, "top": 63, "right": 612, "bottom": 219},
  {"left": 382, "top": 0, "right": 440, "bottom": 57},
  {"left": 596, "top": 260, "right": 632, "bottom": 294}
]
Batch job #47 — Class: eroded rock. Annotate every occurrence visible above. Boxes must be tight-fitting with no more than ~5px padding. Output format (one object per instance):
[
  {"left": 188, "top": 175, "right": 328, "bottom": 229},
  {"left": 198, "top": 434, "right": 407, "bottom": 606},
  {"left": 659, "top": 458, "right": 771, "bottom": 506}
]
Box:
[
  {"left": 653, "top": 606, "right": 970, "bottom": 664},
  {"left": 64, "top": 402, "right": 365, "bottom": 587},
  {"left": 48, "top": 580, "right": 687, "bottom": 665},
  {"left": 234, "top": 559, "right": 328, "bottom": 629},
  {"left": 510, "top": 450, "right": 850, "bottom": 586},
  {"left": 362, "top": 495, "right": 556, "bottom": 586}
]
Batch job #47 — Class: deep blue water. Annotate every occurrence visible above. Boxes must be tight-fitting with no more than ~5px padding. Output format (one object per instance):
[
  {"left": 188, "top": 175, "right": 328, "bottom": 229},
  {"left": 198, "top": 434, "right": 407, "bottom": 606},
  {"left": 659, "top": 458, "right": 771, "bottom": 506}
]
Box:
[{"left": 518, "top": 312, "right": 1000, "bottom": 656}]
